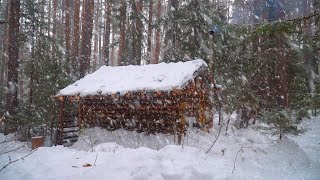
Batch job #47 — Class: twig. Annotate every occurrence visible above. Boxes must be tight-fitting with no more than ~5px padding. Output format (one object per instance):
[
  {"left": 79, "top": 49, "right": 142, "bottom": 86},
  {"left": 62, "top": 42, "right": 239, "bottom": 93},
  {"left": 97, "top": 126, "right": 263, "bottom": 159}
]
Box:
[
  {"left": 0, "top": 145, "right": 25, "bottom": 156},
  {"left": 0, "top": 136, "right": 9, "bottom": 144},
  {"left": 93, "top": 154, "right": 98, "bottom": 166},
  {"left": 0, "top": 149, "right": 37, "bottom": 172},
  {"left": 88, "top": 132, "right": 94, "bottom": 152},
  {"left": 205, "top": 125, "right": 223, "bottom": 154},
  {"left": 225, "top": 118, "right": 230, "bottom": 135},
  {"left": 232, "top": 144, "right": 245, "bottom": 174},
  {"left": 0, "top": 144, "right": 11, "bottom": 154}
]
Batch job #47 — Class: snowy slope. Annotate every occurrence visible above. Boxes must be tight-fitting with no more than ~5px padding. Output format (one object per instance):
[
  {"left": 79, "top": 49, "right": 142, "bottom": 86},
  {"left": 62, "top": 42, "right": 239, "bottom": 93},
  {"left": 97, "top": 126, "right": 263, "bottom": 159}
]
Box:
[
  {"left": 58, "top": 59, "right": 207, "bottom": 96},
  {"left": 0, "top": 117, "right": 319, "bottom": 180}
]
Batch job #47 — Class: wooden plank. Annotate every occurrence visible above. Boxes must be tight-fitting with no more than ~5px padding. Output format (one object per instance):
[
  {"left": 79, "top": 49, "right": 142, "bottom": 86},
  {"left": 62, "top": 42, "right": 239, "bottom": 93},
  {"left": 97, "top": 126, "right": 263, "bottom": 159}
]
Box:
[
  {"left": 56, "top": 96, "right": 65, "bottom": 145},
  {"left": 177, "top": 102, "right": 187, "bottom": 144}
]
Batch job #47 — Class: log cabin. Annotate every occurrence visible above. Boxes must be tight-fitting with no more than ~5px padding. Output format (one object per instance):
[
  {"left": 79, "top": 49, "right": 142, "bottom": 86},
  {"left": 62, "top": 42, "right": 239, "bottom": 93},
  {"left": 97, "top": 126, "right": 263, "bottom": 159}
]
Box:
[{"left": 53, "top": 59, "right": 216, "bottom": 146}]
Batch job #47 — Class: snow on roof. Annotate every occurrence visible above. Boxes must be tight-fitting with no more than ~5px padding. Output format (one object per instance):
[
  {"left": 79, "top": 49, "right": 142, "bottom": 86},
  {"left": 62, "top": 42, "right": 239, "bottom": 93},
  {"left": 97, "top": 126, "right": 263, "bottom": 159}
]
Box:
[{"left": 57, "top": 59, "right": 207, "bottom": 96}]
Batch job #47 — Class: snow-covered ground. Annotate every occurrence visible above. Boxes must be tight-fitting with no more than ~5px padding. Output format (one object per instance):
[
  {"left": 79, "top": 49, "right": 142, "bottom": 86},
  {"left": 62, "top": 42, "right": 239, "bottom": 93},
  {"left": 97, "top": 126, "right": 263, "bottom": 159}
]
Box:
[{"left": 0, "top": 117, "right": 319, "bottom": 180}]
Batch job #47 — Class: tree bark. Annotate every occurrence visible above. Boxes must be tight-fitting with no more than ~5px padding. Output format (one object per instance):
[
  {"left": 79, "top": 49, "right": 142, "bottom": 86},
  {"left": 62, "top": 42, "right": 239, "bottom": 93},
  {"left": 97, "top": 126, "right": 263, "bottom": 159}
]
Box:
[
  {"left": 152, "top": 0, "right": 162, "bottom": 64},
  {"left": 0, "top": 0, "right": 9, "bottom": 103},
  {"left": 5, "top": 0, "right": 20, "bottom": 133},
  {"left": 80, "top": 0, "right": 94, "bottom": 77},
  {"left": 48, "top": 0, "right": 51, "bottom": 37},
  {"left": 52, "top": 0, "right": 57, "bottom": 39},
  {"left": 147, "top": 0, "right": 153, "bottom": 64},
  {"left": 314, "top": 0, "right": 320, "bottom": 77},
  {"left": 72, "top": 0, "right": 80, "bottom": 75},
  {"left": 117, "top": 0, "right": 127, "bottom": 65},
  {"left": 303, "top": 0, "right": 314, "bottom": 93},
  {"left": 104, "top": 0, "right": 112, "bottom": 65},
  {"left": 132, "top": 0, "right": 143, "bottom": 65},
  {"left": 93, "top": 0, "right": 100, "bottom": 70},
  {"left": 65, "top": 0, "right": 71, "bottom": 74},
  {"left": 110, "top": 21, "right": 116, "bottom": 66}
]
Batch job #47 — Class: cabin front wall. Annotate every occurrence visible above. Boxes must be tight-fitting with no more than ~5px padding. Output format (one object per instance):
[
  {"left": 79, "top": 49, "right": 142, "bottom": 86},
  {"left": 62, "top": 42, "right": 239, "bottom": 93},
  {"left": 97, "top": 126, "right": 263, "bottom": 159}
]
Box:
[{"left": 55, "top": 74, "right": 214, "bottom": 144}]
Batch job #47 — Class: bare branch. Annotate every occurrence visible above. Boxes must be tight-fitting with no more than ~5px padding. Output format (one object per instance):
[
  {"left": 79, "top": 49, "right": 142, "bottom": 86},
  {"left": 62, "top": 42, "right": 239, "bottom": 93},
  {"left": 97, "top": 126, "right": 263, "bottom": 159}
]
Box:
[
  {"left": 232, "top": 144, "right": 245, "bottom": 174},
  {"left": 205, "top": 125, "right": 223, "bottom": 154},
  {"left": 93, "top": 154, "right": 98, "bottom": 166},
  {"left": 0, "top": 144, "right": 10, "bottom": 154},
  {"left": 0, "top": 145, "right": 25, "bottom": 156},
  {"left": 0, "top": 136, "right": 8, "bottom": 144},
  {"left": 0, "top": 149, "right": 37, "bottom": 173}
]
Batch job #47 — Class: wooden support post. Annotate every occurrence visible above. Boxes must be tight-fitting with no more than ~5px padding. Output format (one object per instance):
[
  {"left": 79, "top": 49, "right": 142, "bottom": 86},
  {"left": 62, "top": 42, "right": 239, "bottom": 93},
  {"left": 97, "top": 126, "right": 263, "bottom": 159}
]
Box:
[
  {"left": 77, "top": 96, "right": 84, "bottom": 129},
  {"left": 50, "top": 101, "right": 56, "bottom": 146},
  {"left": 177, "top": 102, "right": 187, "bottom": 144},
  {"left": 56, "top": 96, "right": 65, "bottom": 145},
  {"left": 197, "top": 90, "right": 206, "bottom": 129}
]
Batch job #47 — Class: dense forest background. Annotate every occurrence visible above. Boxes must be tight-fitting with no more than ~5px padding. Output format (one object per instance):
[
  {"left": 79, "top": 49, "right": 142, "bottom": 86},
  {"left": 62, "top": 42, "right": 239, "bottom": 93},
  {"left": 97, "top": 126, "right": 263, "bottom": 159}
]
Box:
[{"left": 0, "top": 0, "right": 320, "bottom": 137}]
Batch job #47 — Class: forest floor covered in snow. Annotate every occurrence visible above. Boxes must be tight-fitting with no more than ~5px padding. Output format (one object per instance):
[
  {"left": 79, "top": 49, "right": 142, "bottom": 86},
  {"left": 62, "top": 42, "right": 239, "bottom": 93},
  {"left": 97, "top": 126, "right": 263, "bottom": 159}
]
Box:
[{"left": 0, "top": 116, "right": 319, "bottom": 180}]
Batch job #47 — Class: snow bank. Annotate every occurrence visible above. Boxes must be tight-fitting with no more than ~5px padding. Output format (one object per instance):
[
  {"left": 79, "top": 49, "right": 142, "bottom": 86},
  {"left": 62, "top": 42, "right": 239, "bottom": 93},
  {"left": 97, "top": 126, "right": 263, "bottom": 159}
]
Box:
[
  {"left": 1, "top": 117, "right": 319, "bottom": 180},
  {"left": 58, "top": 59, "right": 207, "bottom": 96}
]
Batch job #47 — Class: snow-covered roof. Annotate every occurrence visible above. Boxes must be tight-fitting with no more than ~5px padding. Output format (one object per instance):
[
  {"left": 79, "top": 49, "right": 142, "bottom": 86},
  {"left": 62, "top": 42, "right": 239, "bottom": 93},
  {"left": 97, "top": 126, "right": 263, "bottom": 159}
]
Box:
[{"left": 57, "top": 59, "right": 207, "bottom": 96}]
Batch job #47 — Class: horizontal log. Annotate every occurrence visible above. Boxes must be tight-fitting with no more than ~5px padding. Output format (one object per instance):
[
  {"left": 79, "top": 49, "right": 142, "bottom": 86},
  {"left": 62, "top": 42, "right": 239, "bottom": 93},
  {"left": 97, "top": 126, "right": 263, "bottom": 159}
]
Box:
[{"left": 82, "top": 108, "right": 180, "bottom": 115}]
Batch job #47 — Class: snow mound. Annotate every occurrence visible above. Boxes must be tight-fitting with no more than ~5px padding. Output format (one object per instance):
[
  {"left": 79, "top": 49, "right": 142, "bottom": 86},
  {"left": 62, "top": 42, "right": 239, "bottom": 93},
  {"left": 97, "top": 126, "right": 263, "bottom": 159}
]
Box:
[
  {"left": 93, "top": 142, "right": 124, "bottom": 153},
  {"left": 58, "top": 59, "right": 207, "bottom": 96}
]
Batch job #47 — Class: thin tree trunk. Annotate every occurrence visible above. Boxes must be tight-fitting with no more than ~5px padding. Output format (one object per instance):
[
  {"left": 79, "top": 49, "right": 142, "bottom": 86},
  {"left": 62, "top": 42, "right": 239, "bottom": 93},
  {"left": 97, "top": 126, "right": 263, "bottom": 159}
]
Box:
[
  {"left": 147, "top": 0, "right": 153, "bottom": 64},
  {"left": 48, "top": 0, "right": 51, "bottom": 37},
  {"left": 29, "top": 1, "right": 36, "bottom": 106},
  {"left": 315, "top": 0, "right": 320, "bottom": 77},
  {"left": 0, "top": 0, "right": 9, "bottom": 103},
  {"left": 52, "top": 0, "right": 57, "bottom": 39},
  {"left": 117, "top": 0, "right": 126, "bottom": 65},
  {"left": 93, "top": 0, "right": 99, "bottom": 70},
  {"left": 303, "top": 0, "right": 314, "bottom": 93},
  {"left": 110, "top": 22, "right": 115, "bottom": 66},
  {"left": 60, "top": 0, "right": 65, "bottom": 42},
  {"left": 98, "top": 0, "right": 102, "bottom": 67},
  {"left": 104, "top": 0, "right": 111, "bottom": 65},
  {"left": 65, "top": 0, "right": 71, "bottom": 74},
  {"left": 152, "top": 0, "right": 162, "bottom": 64},
  {"left": 79, "top": 0, "right": 94, "bottom": 77},
  {"left": 40, "top": 0, "right": 45, "bottom": 35},
  {"left": 72, "top": 0, "right": 80, "bottom": 75}
]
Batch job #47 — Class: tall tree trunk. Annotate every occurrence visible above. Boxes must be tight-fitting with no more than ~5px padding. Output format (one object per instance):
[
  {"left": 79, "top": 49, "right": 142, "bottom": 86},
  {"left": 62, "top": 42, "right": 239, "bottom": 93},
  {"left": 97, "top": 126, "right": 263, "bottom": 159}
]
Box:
[
  {"left": 152, "top": 0, "right": 162, "bottom": 64},
  {"left": 59, "top": 0, "right": 65, "bottom": 42},
  {"left": 171, "top": 0, "right": 178, "bottom": 59},
  {"left": 0, "top": 0, "right": 9, "bottom": 103},
  {"left": 315, "top": 0, "right": 320, "bottom": 77},
  {"left": 93, "top": 0, "right": 99, "bottom": 70},
  {"left": 29, "top": 0, "right": 36, "bottom": 106},
  {"left": 303, "top": 0, "right": 314, "bottom": 93},
  {"left": 276, "top": 4, "right": 289, "bottom": 108},
  {"left": 65, "top": 0, "right": 71, "bottom": 74},
  {"left": 147, "top": 0, "right": 153, "bottom": 64},
  {"left": 52, "top": 0, "right": 57, "bottom": 39},
  {"left": 110, "top": 22, "right": 115, "bottom": 66},
  {"left": 79, "top": 0, "right": 94, "bottom": 77},
  {"left": 5, "top": 0, "right": 20, "bottom": 134},
  {"left": 104, "top": 0, "right": 111, "bottom": 65},
  {"left": 48, "top": 0, "right": 51, "bottom": 37},
  {"left": 72, "top": 0, "right": 80, "bottom": 76},
  {"left": 40, "top": 0, "right": 45, "bottom": 35},
  {"left": 117, "top": 0, "right": 126, "bottom": 65},
  {"left": 132, "top": 0, "right": 143, "bottom": 65}
]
